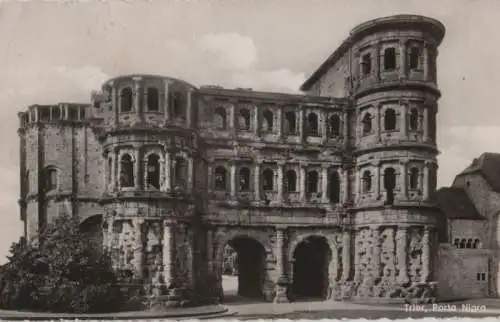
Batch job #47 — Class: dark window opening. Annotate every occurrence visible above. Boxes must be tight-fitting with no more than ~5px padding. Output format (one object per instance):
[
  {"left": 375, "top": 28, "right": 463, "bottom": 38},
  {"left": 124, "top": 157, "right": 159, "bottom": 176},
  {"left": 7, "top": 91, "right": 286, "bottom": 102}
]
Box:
[
  {"left": 409, "top": 108, "right": 419, "bottom": 131},
  {"left": 384, "top": 167, "right": 396, "bottom": 205},
  {"left": 460, "top": 239, "right": 466, "bottom": 249},
  {"left": 120, "top": 87, "right": 133, "bottom": 112},
  {"left": 328, "top": 172, "right": 340, "bottom": 203},
  {"left": 79, "top": 108, "right": 85, "bottom": 121},
  {"left": 384, "top": 109, "right": 396, "bottom": 131},
  {"left": 171, "top": 92, "right": 184, "bottom": 118},
  {"left": 384, "top": 47, "right": 396, "bottom": 71},
  {"left": 284, "top": 111, "right": 296, "bottom": 135},
  {"left": 174, "top": 158, "right": 188, "bottom": 191},
  {"left": 147, "top": 87, "right": 160, "bottom": 111},
  {"left": 119, "top": 154, "right": 134, "bottom": 188},
  {"left": 40, "top": 108, "right": 50, "bottom": 122},
  {"left": 285, "top": 170, "right": 297, "bottom": 192},
  {"left": 262, "top": 169, "right": 274, "bottom": 191},
  {"left": 239, "top": 167, "right": 250, "bottom": 191},
  {"left": 466, "top": 239, "right": 473, "bottom": 249},
  {"left": 107, "top": 158, "right": 112, "bottom": 183},
  {"left": 52, "top": 107, "right": 61, "bottom": 121},
  {"left": 214, "top": 106, "right": 228, "bottom": 130},
  {"left": 307, "top": 171, "right": 318, "bottom": 194},
  {"left": 328, "top": 114, "right": 341, "bottom": 137},
  {"left": 238, "top": 109, "right": 251, "bottom": 131},
  {"left": 307, "top": 113, "right": 319, "bottom": 136},
  {"left": 362, "top": 53, "right": 372, "bottom": 75},
  {"left": 409, "top": 168, "right": 419, "bottom": 190},
  {"left": 409, "top": 47, "right": 420, "bottom": 70},
  {"left": 473, "top": 239, "right": 480, "bottom": 249},
  {"left": 215, "top": 166, "right": 227, "bottom": 191},
  {"left": 44, "top": 167, "right": 58, "bottom": 191},
  {"left": 146, "top": 154, "right": 160, "bottom": 189},
  {"left": 362, "top": 113, "right": 372, "bottom": 134},
  {"left": 68, "top": 107, "right": 78, "bottom": 121},
  {"left": 362, "top": 171, "right": 372, "bottom": 193},
  {"left": 262, "top": 110, "right": 274, "bottom": 133},
  {"left": 454, "top": 238, "right": 460, "bottom": 247}
]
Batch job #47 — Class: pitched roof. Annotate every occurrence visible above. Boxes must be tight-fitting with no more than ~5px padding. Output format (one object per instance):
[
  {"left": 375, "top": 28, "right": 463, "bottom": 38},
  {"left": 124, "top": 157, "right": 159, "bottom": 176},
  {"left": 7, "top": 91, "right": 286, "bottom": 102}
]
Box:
[
  {"left": 431, "top": 187, "right": 485, "bottom": 220},
  {"left": 456, "top": 152, "right": 500, "bottom": 192}
]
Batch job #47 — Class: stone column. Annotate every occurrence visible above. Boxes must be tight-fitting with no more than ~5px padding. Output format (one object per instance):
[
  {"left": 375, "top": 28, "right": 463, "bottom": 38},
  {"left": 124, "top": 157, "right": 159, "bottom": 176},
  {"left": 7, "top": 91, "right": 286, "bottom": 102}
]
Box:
[
  {"left": 163, "top": 79, "right": 171, "bottom": 121},
  {"left": 253, "top": 105, "right": 260, "bottom": 135},
  {"left": 423, "top": 106, "right": 429, "bottom": 142},
  {"left": 321, "top": 111, "right": 328, "bottom": 143},
  {"left": 230, "top": 161, "right": 237, "bottom": 198},
  {"left": 299, "top": 163, "right": 306, "bottom": 202},
  {"left": 342, "top": 166, "right": 349, "bottom": 204},
  {"left": 207, "top": 164, "right": 213, "bottom": 192},
  {"left": 401, "top": 101, "right": 408, "bottom": 138},
  {"left": 186, "top": 90, "right": 192, "bottom": 128},
  {"left": 254, "top": 162, "right": 261, "bottom": 201},
  {"left": 133, "top": 218, "right": 144, "bottom": 279},
  {"left": 165, "top": 151, "right": 171, "bottom": 192},
  {"left": 163, "top": 221, "right": 175, "bottom": 285},
  {"left": 111, "top": 150, "right": 118, "bottom": 191},
  {"left": 276, "top": 107, "right": 283, "bottom": 139},
  {"left": 111, "top": 83, "right": 118, "bottom": 127},
  {"left": 342, "top": 112, "right": 349, "bottom": 149},
  {"left": 401, "top": 159, "right": 408, "bottom": 198},
  {"left": 423, "top": 43, "right": 429, "bottom": 81},
  {"left": 399, "top": 40, "right": 407, "bottom": 77},
  {"left": 422, "top": 227, "right": 430, "bottom": 283},
  {"left": 375, "top": 162, "right": 381, "bottom": 199},
  {"left": 355, "top": 166, "right": 361, "bottom": 201},
  {"left": 329, "top": 238, "right": 339, "bottom": 282},
  {"left": 374, "top": 42, "right": 381, "bottom": 80},
  {"left": 342, "top": 230, "right": 351, "bottom": 281},
  {"left": 423, "top": 162, "right": 430, "bottom": 200},
  {"left": 376, "top": 104, "right": 382, "bottom": 142},
  {"left": 159, "top": 153, "right": 166, "bottom": 190},
  {"left": 230, "top": 103, "right": 236, "bottom": 132},
  {"left": 298, "top": 105, "right": 305, "bottom": 143},
  {"left": 396, "top": 227, "right": 409, "bottom": 283},
  {"left": 134, "top": 149, "right": 141, "bottom": 189},
  {"left": 273, "top": 227, "right": 288, "bottom": 303},
  {"left": 133, "top": 77, "right": 142, "bottom": 118},
  {"left": 187, "top": 157, "right": 194, "bottom": 194},
  {"left": 277, "top": 162, "right": 284, "bottom": 203},
  {"left": 321, "top": 165, "right": 329, "bottom": 203}
]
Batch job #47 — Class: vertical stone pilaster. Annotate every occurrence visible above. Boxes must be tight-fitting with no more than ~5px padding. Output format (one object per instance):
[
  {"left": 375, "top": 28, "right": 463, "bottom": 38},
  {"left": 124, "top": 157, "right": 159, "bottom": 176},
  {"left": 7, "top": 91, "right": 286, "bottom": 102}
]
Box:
[
  {"left": 107, "top": 217, "right": 114, "bottom": 250},
  {"left": 400, "top": 40, "right": 407, "bottom": 77},
  {"left": 187, "top": 157, "right": 194, "bottom": 194},
  {"left": 355, "top": 166, "right": 361, "bottom": 202},
  {"left": 207, "top": 163, "right": 213, "bottom": 192},
  {"left": 165, "top": 151, "right": 171, "bottom": 192},
  {"left": 276, "top": 107, "right": 283, "bottom": 138},
  {"left": 342, "top": 112, "right": 349, "bottom": 149},
  {"left": 342, "top": 230, "right": 351, "bottom": 281},
  {"left": 298, "top": 105, "right": 305, "bottom": 143},
  {"left": 374, "top": 42, "right": 381, "bottom": 80},
  {"left": 186, "top": 90, "right": 192, "bottom": 128},
  {"left": 133, "top": 218, "right": 144, "bottom": 279},
  {"left": 401, "top": 100, "right": 408, "bottom": 138},
  {"left": 423, "top": 107, "right": 429, "bottom": 142},
  {"left": 253, "top": 105, "right": 260, "bottom": 135},
  {"left": 372, "top": 227, "right": 381, "bottom": 278},
  {"left": 376, "top": 104, "right": 382, "bottom": 142},
  {"left": 163, "top": 221, "right": 174, "bottom": 285},
  {"left": 133, "top": 77, "right": 142, "bottom": 119},
  {"left": 401, "top": 159, "right": 409, "bottom": 198},
  {"left": 321, "top": 165, "right": 329, "bottom": 203},
  {"left": 299, "top": 162, "right": 306, "bottom": 202},
  {"left": 134, "top": 149, "right": 141, "bottom": 189},
  {"left": 111, "top": 83, "right": 118, "bottom": 127},
  {"left": 254, "top": 161, "right": 261, "bottom": 201},
  {"left": 230, "top": 161, "right": 237, "bottom": 198},
  {"left": 341, "top": 166, "right": 348, "bottom": 204},
  {"left": 277, "top": 162, "right": 284, "bottom": 203},
  {"left": 163, "top": 80, "right": 171, "bottom": 121},
  {"left": 321, "top": 111, "right": 328, "bottom": 143},
  {"left": 375, "top": 162, "right": 381, "bottom": 199},
  {"left": 230, "top": 103, "right": 236, "bottom": 132},
  {"left": 396, "top": 227, "right": 409, "bottom": 283},
  {"left": 423, "top": 162, "right": 430, "bottom": 200},
  {"left": 207, "top": 229, "right": 214, "bottom": 273},
  {"left": 273, "top": 227, "right": 288, "bottom": 303},
  {"left": 422, "top": 227, "right": 430, "bottom": 283},
  {"left": 110, "top": 150, "right": 117, "bottom": 191},
  {"left": 423, "top": 43, "right": 429, "bottom": 81}
]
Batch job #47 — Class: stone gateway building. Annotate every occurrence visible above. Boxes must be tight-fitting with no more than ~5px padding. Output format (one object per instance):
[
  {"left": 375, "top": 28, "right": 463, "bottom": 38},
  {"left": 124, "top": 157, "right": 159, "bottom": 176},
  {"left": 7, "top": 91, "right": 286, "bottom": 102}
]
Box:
[{"left": 17, "top": 15, "right": 448, "bottom": 304}]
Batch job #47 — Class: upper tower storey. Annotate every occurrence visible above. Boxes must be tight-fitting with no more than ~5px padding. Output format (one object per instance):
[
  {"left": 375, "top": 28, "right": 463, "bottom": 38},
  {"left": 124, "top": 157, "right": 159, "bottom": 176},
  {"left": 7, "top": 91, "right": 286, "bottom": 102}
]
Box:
[
  {"left": 91, "top": 75, "right": 197, "bottom": 131},
  {"left": 300, "top": 14, "right": 446, "bottom": 98}
]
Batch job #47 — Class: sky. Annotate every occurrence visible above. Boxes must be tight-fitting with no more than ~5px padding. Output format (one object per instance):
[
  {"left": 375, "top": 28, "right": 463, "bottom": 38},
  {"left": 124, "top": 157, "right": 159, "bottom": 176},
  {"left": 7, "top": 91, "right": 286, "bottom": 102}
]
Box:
[{"left": 0, "top": 0, "right": 497, "bottom": 262}]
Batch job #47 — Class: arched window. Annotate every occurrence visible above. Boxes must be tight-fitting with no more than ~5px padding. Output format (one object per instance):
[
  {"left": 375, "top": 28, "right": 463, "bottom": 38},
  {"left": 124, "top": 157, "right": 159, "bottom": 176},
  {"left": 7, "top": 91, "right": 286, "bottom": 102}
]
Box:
[
  {"left": 147, "top": 87, "right": 160, "bottom": 111},
  {"left": 263, "top": 169, "right": 274, "bottom": 191},
  {"left": 328, "top": 171, "right": 340, "bottom": 203},
  {"left": 466, "top": 239, "right": 473, "bottom": 249},
  {"left": 409, "top": 168, "right": 419, "bottom": 190},
  {"left": 285, "top": 170, "right": 297, "bottom": 192},
  {"left": 214, "top": 107, "right": 227, "bottom": 130},
  {"left": 362, "top": 171, "right": 372, "bottom": 193},
  {"left": 362, "top": 113, "right": 372, "bottom": 134},
  {"left": 307, "top": 170, "right": 319, "bottom": 193},
  {"left": 146, "top": 154, "right": 160, "bottom": 189},
  {"left": 384, "top": 109, "right": 396, "bottom": 131},
  {"left": 174, "top": 157, "right": 188, "bottom": 190},
  {"left": 384, "top": 47, "right": 396, "bottom": 71},
  {"left": 409, "top": 108, "right": 419, "bottom": 131},
  {"left": 119, "top": 154, "right": 134, "bottom": 187},
  {"left": 214, "top": 166, "right": 227, "bottom": 191},
  {"left": 460, "top": 239, "right": 466, "bottom": 249},
  {"left": 120, "top": 87, "right": 133, "bottom": 112},
  {"left": 473, "top": 239, "right": 481, "bottom": 249},
  {"left": 384, "top": 167, "right": 396, "bottom": 205},
  {"left": 362, "top": 53, "right": 372, "bottom": 75},
  {"left": 454, "top": 238, "right": 460, "bottom": 248},
  {"left": 284, "top": 111, "right": 296, "bottom": 135},
  {"left": 262, "top": 110, "right": 274, "bottom": 133},
  {"left": 44, "top": 167, "right": 58, "bottom": 191},
  {"left": 238, "top": 109, "right": 251, "bottom": 131},
  {"left": 307, "top": 113, "right": 319, "bottom": 136},
  {"left": 409, "top": 47, "right": 420, "bottom": 70},
  {"left": 239, "top": 167, "right": 250, "bottom": 191},
  {"left": 328, "top": 114, "right": 341, "bottom": 137}
]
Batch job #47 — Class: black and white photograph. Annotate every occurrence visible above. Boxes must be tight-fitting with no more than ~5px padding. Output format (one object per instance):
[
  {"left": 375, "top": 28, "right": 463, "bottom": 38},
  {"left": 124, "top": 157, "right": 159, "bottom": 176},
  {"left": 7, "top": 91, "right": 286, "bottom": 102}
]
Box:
[{"left": 0, "top": 0, "right": 500, "bottom": 320}]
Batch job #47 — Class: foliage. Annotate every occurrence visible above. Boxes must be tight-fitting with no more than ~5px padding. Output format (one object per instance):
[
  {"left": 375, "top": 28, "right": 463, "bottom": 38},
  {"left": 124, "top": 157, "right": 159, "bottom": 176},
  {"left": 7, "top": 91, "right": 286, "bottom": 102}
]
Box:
[{"left": 0, "top": 214, "right": 127, "bottom": 313}]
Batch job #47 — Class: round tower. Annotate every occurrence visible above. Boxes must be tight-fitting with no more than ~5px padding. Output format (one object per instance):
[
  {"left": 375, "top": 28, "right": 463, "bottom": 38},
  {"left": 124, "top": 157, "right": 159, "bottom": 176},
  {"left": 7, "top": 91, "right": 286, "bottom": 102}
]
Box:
[
  {"left": 92, "top": 75, "right": 205, "bottom": 305},
  {"left": 349, "top": 15, "right": 445, "bottom": 302}
]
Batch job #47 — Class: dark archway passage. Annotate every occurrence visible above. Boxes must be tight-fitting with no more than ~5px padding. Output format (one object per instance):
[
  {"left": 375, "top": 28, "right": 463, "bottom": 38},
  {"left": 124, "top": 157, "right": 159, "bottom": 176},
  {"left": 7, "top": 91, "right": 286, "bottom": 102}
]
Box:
[
  {"left": 222, "top": 236, "right": 267, "bottom": 301},
  {"left": 292, "top": 236, "right": 331, "bottom": 300}
]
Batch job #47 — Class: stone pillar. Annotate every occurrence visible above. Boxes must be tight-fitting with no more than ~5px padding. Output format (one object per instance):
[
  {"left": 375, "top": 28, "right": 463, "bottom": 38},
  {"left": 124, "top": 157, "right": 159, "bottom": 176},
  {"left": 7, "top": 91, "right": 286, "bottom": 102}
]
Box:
[
  {"left": 423, "top": 43, "right": 429, "bottom": 81},
  {"left": 330, "top": 240, "right": 339, "bottom": 282},
  {"left": 230, "top": 162, "right": 237, "bottom": 198},
  {"left": 399, "top": 40, "right": 407, "bottom": 77},
  {"left": 134, "top": 149, "right": 141, "bottom": 189},
  {"left": 401, "top": 101, "right": 408, "bottom": 138},
  {"left": 355, "top": 166, "right": 361, "bottom": 201},
  {"left": 375, "top": 162, "right": 381, "bottom": 199},
  {"left": 165, "top": 151, "right": 171, "bottom": 192},
  {"left": 253, "top": 106, "right": 260, "bottom": 135},
  {"left": 163, "top": 222, "right": 175, "bottom": 285},
  {"left": 374, "top": 42, "right": 381, "bottom": 80},
  {"left": 376, "top": 104, "right": 382, "bottom": 142},
  {"left": 229, "top": 103, "right": 236, "bottom": 131},
  {"left": 299, "top": 163, "right": 306, "bottom": 202},
  {"left": 186, "top": 90, "right": 192, "bottom": 128},
  {"left": 207, "top": 229, "right": 214, "bottom": 273},
  {"left": 342, "top": 166, "right": 349, "bottom": 204},
  {"left": 401, "top": 159, "right": 408, "bottom": 199},
  {"left": 342, "top": 230, "right": 351, "bottom": 281},
  {"left": 277, "top": 162, "right": 284, "bottom": 203},
  {"left": 353, "top": 229, "right": 360, "bottom": 282},
  {"left": 207, "top": 164, "right": 213, "bottom": 192},
  {"left": 423, "top": 162, "right": 430, "bottom": 200},
  {"left": 133, "top": 218, "right": 144, "bottom": 279},
  {"left": 254, "top": 162, "right": 261, "bottom": 201},
  {"left": 298, "top": 105, "right": 305, "bottom": 143},
  {"left": 423, "top": 106, "right": 429, "bottom": 142},
  {"left": 111, "top": 83, "right": 118, "bottom": 127},
  {"left": 321, "top": 165, "right": 329, "bottom": 203},
  {"left": 133, "top": 77, "right": 142, "bottom": 118},
  {"left": 164, "top": 79, "right": 171, "bottom": 121},
  {"left": 372, "top": 227, "right": 381, "bottom": 278},
  {"left": 321, "top": 111, "right": 328, "bottom": 143},
  {"left": 159, "top": 153, "right": 166, "bottom": 190},
  {"left": 396, "top": 227, "right": 409, "bottom": 284},
  {"left": 422, "top": 227, "right": 430, "bottom": 283},
  {"left": 276, "top": 107, "right": 283, "bottom": 139},
  {"left": 187, "top": 157, "right": 194, "bottom": 194},
  {"left": 273, "top": 227, "right": 288, "bottom": 303},
  {"left": 107, "top": 217, "right": 114, "bottom": 250},
  {"left": 342, "top": 112, "right": 349, "bottom": 149},
  {"left": 111, "top": 149, "right": 118, "bottom": 191}
]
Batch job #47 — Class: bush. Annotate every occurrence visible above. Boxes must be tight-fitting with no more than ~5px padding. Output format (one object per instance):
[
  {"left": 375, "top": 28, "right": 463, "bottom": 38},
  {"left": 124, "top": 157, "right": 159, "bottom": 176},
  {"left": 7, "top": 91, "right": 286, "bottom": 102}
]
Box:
[{"left": 0, "top": 215, "right": 127, "bottom": 313}]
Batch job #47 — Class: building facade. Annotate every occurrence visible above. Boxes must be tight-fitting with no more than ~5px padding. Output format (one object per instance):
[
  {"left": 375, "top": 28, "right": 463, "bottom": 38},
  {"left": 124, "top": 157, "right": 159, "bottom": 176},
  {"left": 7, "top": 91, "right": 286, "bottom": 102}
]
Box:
[{"left": 17, "top": 15, "right": 445, "bottom": 304}]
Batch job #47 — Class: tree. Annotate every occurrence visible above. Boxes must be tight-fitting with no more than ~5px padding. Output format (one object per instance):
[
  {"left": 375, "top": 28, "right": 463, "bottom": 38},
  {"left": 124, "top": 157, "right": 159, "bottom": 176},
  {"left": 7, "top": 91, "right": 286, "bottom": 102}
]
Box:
[{"left": 0, "top": 214, "right": 126, "bottom": 313}]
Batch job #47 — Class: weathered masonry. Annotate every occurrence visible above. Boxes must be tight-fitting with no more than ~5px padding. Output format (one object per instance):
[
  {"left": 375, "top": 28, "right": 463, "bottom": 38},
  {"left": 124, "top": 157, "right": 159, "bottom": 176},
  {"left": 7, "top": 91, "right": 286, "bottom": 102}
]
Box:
[{"left": 18, "top": 14, "right": 446, "bottom": 304}]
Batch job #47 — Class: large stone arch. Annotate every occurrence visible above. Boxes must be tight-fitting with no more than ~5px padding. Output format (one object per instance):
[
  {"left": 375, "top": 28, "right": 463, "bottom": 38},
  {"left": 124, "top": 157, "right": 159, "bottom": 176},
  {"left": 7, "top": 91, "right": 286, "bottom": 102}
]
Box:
[{"left": 79, "top": 214, "right": 104, "bottom": 252}]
